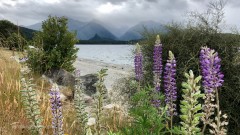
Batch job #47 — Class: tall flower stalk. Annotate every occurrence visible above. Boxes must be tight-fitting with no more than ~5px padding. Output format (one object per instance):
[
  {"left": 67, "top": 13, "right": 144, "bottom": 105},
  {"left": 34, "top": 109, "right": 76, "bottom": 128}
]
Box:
[
  {"left": 50, "top": 84, "right": 63, "bottom": 135},
  {"left": 134, "top": 43, "right": 143, "bottom": 91},
  {"left": 20, "top": 62, "right": 42, "bottom": 135},
  {"left": 200, "top": 47, "right": 227, "bottom": 135},
  {"left": 134, "top": 43, "right": 143, "bottom": 81},
  {"left": 180, "top": 70, "right": 204, "bottom": 135},
  {"left": 94, "top": 68, "right": 108, "bottom": 135},
  {"left": 74, "top": 69, "right": 88, "bottom": 134},
  {"left": 20, "top": 76, "right": 43, "bottom": 134},
  {"left": 163, "top": 51, "right": 177, "bottom": 134},
  {"left": 153, "top": 35, "right": 163, "bottom": 92},
  {"left": 152, "top": 35, "right": 163, "bottom": 108}
]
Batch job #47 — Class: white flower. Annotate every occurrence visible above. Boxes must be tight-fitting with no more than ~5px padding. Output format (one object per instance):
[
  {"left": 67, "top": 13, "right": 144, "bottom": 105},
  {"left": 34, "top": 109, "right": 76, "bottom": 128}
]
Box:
[{"left": 87, "top": 117, "right": 96, "bottom": 126}]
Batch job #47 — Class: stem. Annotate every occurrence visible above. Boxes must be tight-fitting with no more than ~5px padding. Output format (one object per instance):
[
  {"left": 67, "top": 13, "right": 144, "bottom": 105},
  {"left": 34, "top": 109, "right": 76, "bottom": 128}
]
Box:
[
  {"left": 138, "top": 80, "right": 140, "bottom": 92},
  {"left": 170, "top": 115, "right": 173, "bottom": 135},
  {"left": 202, "top": 124, "right": 206, "bottom": 135},
  {"left": 216, "top": 88, "right": 220, "bottom": 131},
  {"left": 202, "top": 93, "right": 211, "bottom": 135}
]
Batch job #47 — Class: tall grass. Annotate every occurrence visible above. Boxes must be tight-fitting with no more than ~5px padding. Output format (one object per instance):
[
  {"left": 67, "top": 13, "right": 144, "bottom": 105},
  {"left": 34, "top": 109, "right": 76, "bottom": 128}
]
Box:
[
  {"left": 0, "top": 49, "right": 123, "bottom": 135},
  {"left": 0, "top": 49, "right": 53, "bottom": 134},
  {"left": 0, "top": 48, "right": 28, "bottom": 134}
]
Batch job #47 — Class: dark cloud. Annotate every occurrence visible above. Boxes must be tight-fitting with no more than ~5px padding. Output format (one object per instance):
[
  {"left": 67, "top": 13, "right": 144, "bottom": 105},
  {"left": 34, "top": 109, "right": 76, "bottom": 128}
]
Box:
[{"left": 0, "top": 0, "right": 239, "bottom": 31}]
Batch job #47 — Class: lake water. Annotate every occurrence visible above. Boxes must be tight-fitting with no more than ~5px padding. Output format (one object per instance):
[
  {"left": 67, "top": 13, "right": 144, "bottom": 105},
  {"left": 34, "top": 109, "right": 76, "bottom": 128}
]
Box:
[{"left": 75, "top": 44, "right": 135, "bottom": 66}]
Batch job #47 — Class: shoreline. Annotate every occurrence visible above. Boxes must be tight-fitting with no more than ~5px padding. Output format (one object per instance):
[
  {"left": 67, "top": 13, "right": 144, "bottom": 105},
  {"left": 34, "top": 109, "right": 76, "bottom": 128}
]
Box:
[{"left": 74, "top": 58, "right": 134, "bottom": 90}]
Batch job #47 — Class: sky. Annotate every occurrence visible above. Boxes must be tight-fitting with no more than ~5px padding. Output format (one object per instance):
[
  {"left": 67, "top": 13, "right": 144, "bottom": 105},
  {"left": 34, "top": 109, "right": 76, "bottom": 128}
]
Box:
[{"left": 0, "top": 0, "right": 239, "bottom": 30}]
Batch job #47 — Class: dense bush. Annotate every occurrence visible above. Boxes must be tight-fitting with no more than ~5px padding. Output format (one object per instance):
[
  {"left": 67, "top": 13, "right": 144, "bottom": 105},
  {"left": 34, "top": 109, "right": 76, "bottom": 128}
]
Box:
[
  {"left": 27, "top": 16, "right": 78, "bottom": 73},
  {"left": 7, "top": 33, "right": 27, "bottom": 51},
  {"left": 139, "top": 11, "right": 240, "bottom": 135},
  {"left": 0, "top": 20, "right": 34, "bottom": 49}
]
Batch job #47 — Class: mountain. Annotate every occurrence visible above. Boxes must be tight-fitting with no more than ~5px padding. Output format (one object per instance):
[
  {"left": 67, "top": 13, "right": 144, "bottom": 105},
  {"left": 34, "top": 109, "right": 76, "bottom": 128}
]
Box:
[
  {"left": 27, "top": 18, "right": 117, "bottom": 40},
  {"left": 77, "top": 21, "right": 116, "bottom": 40},
  {"left": 27, "top": 22, "right": 42, "bottom": 31},
  {"left": 19, "top": 26, "right": 36, "bottom": 40},
  {"left": 0, "top": 20, "right": 36, "bottom": 40},
  {"left": 89, "top": 33, "right": 115, "bottom": 41},
  {"left": 90, "top": 19, "right": 128, "bottom": 38},
  {"left": 120, "top": 21, "right": 167, "bottom": 41}
]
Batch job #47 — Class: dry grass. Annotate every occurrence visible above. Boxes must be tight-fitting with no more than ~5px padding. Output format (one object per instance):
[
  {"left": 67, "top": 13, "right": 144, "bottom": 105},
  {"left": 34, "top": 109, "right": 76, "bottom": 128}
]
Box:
[
  {"left": 0, "top": 49, "right": 86, "bottom": 135},
  {"left": 0, "top": 48, "right": 29, "bottom": 134},
  {"left": 0, "top": 48, "right": 129, "bottom": 135}
]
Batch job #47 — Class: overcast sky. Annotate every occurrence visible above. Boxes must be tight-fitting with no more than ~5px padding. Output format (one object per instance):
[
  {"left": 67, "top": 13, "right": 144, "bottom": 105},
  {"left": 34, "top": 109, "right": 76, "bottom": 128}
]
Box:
[{"left": 0, "top": 0, "right": 239, "bottom": 30}]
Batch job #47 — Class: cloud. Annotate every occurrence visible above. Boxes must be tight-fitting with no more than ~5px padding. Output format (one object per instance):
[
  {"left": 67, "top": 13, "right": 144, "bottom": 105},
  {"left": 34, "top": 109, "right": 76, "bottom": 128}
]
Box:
[{"left": 0, "top": 0, "right": 239, "bottom": 31}]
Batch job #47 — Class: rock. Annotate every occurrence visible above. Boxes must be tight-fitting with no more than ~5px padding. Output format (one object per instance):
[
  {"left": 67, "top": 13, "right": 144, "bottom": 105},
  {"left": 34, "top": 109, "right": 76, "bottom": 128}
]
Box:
[
  {"left": 43, "top": 69, "right": 99, "bottom": 98},
  {"left": 44, "top": 69, "right": 75, "bottom": 87},
  {"left": 80, "top": 74, "right": 98, "bottom": 96}
]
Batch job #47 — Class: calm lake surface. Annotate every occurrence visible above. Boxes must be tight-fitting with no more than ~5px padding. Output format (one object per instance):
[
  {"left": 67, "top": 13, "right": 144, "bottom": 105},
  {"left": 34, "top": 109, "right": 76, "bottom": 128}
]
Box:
[{"left": 75, "top": 44, "right": 134, "bottom": 65}]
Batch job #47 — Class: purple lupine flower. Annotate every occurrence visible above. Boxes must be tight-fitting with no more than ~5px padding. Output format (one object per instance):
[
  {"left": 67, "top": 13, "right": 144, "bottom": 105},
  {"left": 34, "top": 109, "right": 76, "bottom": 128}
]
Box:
[
  {"left": 200, "top": 47, "right": 224, "bottom": 93},
  {"left": 134, "top": 43, "right": 143, "bottom": 81},
  {"left": 50, "top": 84, "right": 63, "bottom": 135},
  {"left": 164, "top": 51, "right": 177, "bottom": 116},
  {"left": 19, "top": 57, "right": 28, "bottom": 63},
  {"left": 74, "top": 69, "right": 81, "bottom": 78},
  {"left": 151, "top": 99, "right": 161, "bottom": 108},
  {"left": 153, "top": 35, "right": 163, "bottom": 92}
]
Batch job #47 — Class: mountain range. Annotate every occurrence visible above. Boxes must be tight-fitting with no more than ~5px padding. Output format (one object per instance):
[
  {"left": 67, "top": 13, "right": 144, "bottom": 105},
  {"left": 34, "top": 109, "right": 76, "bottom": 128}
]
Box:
[{"left": 27, "top": 18, "right": 166, "bottom": 41}]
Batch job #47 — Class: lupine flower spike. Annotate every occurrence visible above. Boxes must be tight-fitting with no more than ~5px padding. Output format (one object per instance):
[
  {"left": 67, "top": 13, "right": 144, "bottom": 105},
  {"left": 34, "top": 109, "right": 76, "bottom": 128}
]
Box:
[
  {"left": 20, "top": 75, "right": 43, "bottom": 134},
  {"left": 74, "top": 69, "right": 88, "bottom": 134},
  {"left": 152, "top": 35, "right": 163, "bottom": 108},
  {"left": 134, "top": 43, "right": 143, "bottom": 81},
  {"left": 164, "top": 51, "right": 177, "bottom": 134},
  {"left": 200, "top": 47, "right": 228, "bottom": 135},
  {"left": 180, "top": 70, "right": 204, "bottom": 135},
  {"left": 153, "top": 35, "right": 163, "bottom": 92},
  {"left": 50, "top": 84, "right": 64, "bottom": 135},
  {"left": 164, "top": 51, "right": 177, "bottom": 116}
]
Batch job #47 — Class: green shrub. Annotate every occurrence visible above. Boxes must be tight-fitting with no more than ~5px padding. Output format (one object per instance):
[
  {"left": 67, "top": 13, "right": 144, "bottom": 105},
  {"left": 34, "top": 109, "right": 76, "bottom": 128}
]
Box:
[
  {"left": 139, "top": 20, "right": 240, "bottom": 135},
  {"left": 6, "top": 33, "right": 27, "bottom": 51},
  {"left": 122, "top": 85, "right": 168, "bottom": 135},
  {"left": 138, "top": 1, "right": 240, "bottom": 134},
  {"left": 27, "top": 16, "right": 78, "bottom": 73}
]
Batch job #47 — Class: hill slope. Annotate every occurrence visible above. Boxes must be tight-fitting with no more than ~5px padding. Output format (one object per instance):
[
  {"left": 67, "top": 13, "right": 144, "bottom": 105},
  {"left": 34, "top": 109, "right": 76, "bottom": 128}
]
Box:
[
  {"left": 0, "top": 20, "right": 36, "bottom": 40},
  {"left": 120, "top": 21, "right": 167, "bottom": 41},
  {"left": 27, "top": 18, "right": 117, "bottom": 40}
]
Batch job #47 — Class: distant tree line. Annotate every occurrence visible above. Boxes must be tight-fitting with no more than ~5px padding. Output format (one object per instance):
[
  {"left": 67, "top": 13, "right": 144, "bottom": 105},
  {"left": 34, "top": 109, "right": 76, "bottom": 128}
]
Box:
[{"left": 0, "top": 20, "right": 36, "bottom": 50}]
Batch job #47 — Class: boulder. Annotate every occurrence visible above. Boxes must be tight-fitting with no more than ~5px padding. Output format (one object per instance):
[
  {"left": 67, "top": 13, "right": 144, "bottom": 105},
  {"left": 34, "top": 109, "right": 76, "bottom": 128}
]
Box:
[
  {"left": 44, "top": 69, "right": 75, "bottom": 87},
  {"left": 80, "top": 74, "right": 98, "bottom": 96},
  {"left": 43, "top": 69, "right": 99, "bottom": 97}
]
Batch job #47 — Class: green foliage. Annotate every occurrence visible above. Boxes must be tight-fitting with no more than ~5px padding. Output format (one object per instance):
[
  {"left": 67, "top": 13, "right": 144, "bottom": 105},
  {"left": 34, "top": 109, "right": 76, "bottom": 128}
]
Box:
[
  {"left": 0, "top": 20, "right": 35, "bottom": 43},
  {"left": 139, "top": 20, "right": 240, "bottom": 135},
  {"left": 20, "top": 73, "right": 43, "bottom": 134},
  {"left": 107, "top": 131, "right": 121, "bottom": 135},
  {"left": 7, "top": 33, "right": 27, "bottom": 51},
  {"left": 122, "top": 86, "right": 168, "bottom": 135},
  {"left": 73, "top": 73, "right": 88, "bottom": 134},
  {"left": 27, "top": 16, "right": 79, "bottom": 73},
  {"left": 27, "top": 49, "right": 45, "bottom": 74},
  {"left": 94, "top": 68, "right": 108, "bottom": 135},
  {"left": 180, "top": 70, "right": 204, "bottom": 135},
  {"left": 0, "top": 20, "right": 18, "bottom": 39}
]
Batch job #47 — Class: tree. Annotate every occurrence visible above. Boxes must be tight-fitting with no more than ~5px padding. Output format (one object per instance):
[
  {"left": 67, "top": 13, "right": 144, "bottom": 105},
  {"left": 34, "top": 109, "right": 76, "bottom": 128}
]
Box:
[
  {"left": 7, "top": 33, "right": 27, "bottom": 51},
  {"left": 28, "top": 16, "right": 79, "bottom": 73},
  {"left": 0, "top": 20, "right": 18, "bottom": 39}
]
